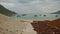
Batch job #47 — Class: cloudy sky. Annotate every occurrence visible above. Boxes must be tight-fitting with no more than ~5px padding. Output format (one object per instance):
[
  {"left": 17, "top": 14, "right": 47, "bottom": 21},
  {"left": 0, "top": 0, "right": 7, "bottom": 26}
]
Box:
[{"left": 0, "top": 0, "right": 60, "bottom": 14}]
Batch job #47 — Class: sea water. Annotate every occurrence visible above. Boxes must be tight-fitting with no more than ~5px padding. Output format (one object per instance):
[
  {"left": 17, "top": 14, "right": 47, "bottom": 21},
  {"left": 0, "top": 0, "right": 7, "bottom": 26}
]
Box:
[{"left": 11, "top": 14, "right": 60, "bottom": 20}]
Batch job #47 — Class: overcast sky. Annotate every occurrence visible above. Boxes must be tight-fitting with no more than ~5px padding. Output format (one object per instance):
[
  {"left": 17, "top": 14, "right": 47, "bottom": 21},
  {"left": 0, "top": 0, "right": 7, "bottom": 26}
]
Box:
[{"left": 0, "top": 0, "right": 60, "bottom": 14}]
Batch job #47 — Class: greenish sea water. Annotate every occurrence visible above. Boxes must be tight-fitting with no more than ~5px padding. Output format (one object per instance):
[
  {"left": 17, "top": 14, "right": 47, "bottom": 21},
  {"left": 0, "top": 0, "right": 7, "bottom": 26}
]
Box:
[{"left": 11, "top": 14, "right": 60, "bottom": 20}]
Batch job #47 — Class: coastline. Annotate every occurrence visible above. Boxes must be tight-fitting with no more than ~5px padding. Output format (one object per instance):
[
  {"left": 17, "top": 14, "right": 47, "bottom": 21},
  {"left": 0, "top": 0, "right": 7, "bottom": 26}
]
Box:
[{"left": 0, "top": 14, "right": 60, "bottom": 34}]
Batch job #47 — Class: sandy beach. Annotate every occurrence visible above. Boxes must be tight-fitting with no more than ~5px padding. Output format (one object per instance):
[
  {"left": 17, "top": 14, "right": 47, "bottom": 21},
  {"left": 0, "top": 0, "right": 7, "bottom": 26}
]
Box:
[
  {"left": 0, "top": 14, "right": 37, "bottom": 34},
  {"left": 0, "top": 14, "right": 60, "bottom": 34}
]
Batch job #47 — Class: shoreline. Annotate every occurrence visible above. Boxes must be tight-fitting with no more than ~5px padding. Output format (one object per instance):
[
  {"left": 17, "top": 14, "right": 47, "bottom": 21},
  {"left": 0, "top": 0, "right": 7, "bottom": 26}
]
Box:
[{"left": 12, "top": 18, "right": 60, "bottom": 21}]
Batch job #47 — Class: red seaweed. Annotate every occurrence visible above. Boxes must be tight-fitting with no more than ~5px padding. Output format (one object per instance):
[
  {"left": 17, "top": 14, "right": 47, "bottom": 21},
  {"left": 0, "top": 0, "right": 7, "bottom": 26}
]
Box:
[{"left": 31, "top": 18, "right": 60, "bottom": 34}]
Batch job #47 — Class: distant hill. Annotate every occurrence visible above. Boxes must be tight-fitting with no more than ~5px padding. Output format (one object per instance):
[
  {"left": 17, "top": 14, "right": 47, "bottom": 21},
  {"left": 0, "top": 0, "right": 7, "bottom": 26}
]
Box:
[
  {"left": 51, "top": 10, "right": 60, "bottom": 14},
  {"left": 0, "top": 4, "right": 16, "bottom": 16}
]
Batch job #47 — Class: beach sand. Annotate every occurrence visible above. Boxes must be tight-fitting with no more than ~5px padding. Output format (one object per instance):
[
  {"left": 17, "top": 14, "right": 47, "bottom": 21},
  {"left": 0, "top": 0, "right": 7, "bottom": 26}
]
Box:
[
  {"left": 0, "top": 14, "right": 60, "bottom": 34},
  {"left": 0, "top": 14, "right": 36, "bottom": 34}
]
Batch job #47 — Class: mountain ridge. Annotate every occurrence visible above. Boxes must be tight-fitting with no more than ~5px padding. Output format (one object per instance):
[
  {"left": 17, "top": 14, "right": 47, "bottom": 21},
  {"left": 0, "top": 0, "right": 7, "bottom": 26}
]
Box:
[
  {"left": 0, "top": 4, "right": 16, "bottom": 16},
  {"left": 51, "top": 10, "right": 60, "bottom": 14}
]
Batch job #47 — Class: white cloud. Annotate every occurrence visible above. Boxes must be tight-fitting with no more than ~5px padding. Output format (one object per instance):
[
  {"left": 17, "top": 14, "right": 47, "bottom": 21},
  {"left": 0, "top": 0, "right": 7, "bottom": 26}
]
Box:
[
  {"left": 0, "top": 0, "right": 60, "bottom": 14},
  {"left": 0, "top": 2, "right": 15, "bottom": 7},
  {"left": 0, "top": 0, "right": 18, "bottom": 3}
]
